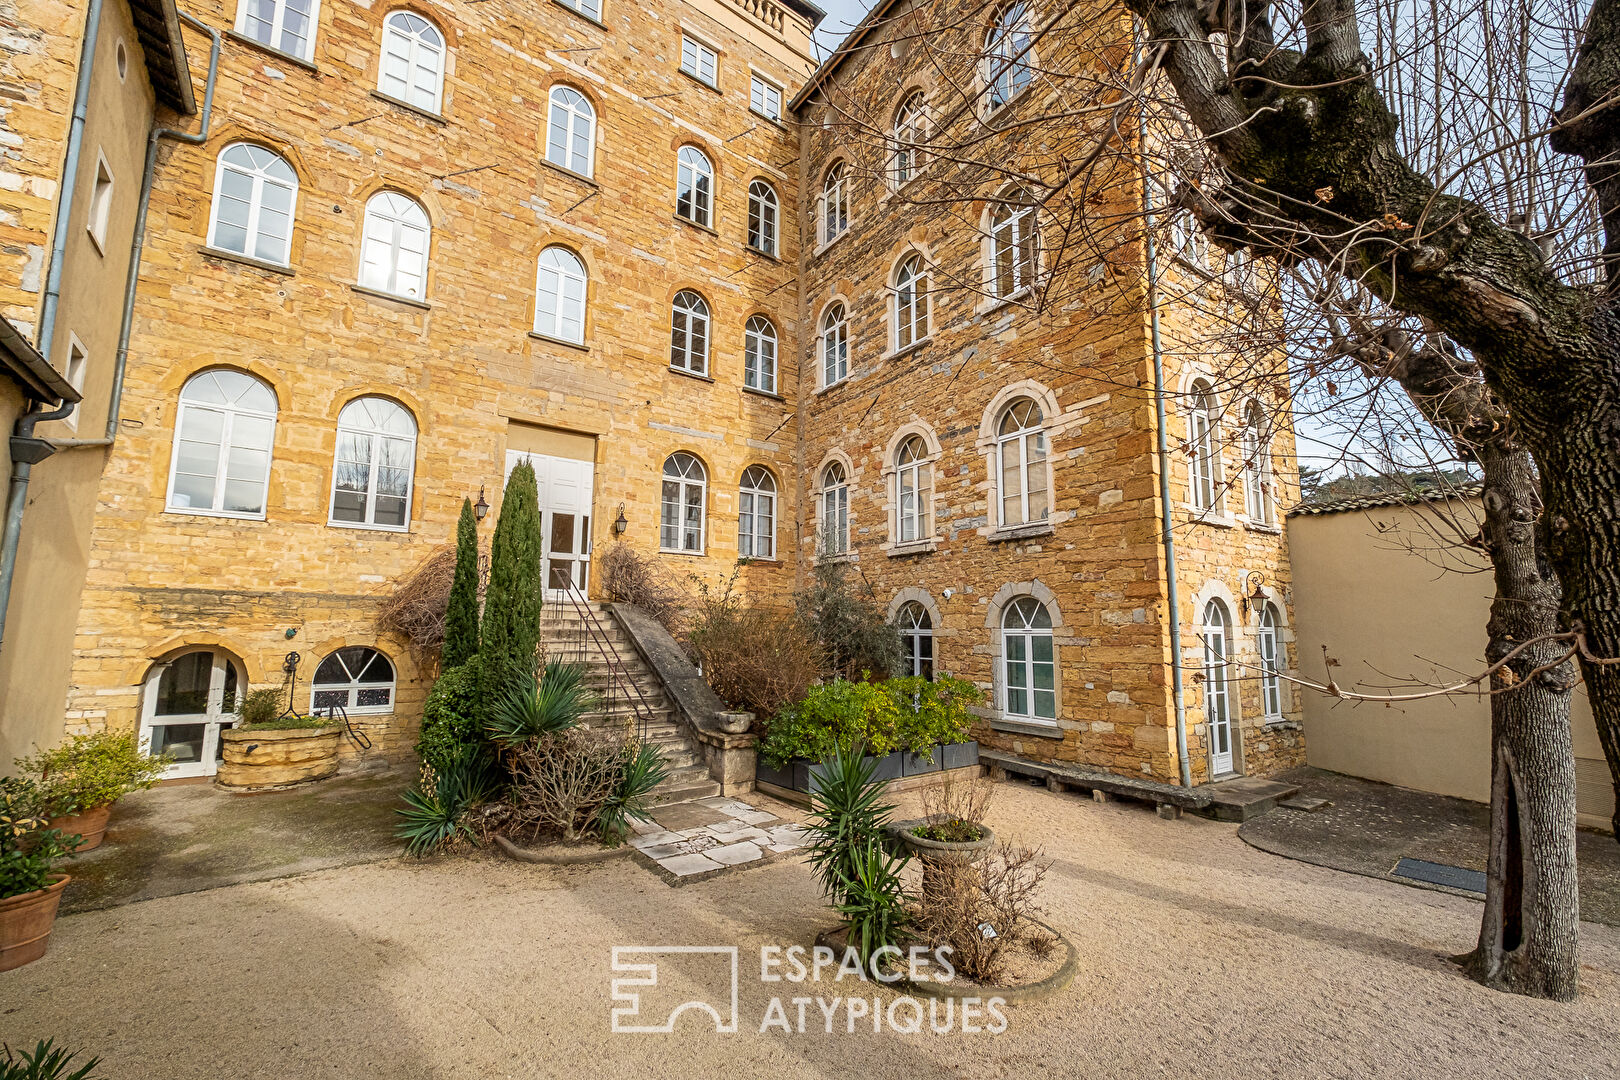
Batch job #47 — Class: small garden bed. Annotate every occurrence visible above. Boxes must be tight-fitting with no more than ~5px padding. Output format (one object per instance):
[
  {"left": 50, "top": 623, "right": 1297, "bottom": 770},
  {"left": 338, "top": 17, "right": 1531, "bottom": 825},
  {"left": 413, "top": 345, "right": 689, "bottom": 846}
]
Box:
[{"left": 755, "top": 741, "right": 980, "bottom": 795}]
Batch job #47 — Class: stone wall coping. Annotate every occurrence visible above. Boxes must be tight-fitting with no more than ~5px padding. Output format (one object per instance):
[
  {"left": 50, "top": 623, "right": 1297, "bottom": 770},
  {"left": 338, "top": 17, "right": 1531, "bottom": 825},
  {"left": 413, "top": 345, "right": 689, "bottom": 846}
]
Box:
[{"left": 606, "top": 601, "right": 731, "bottom": 730}]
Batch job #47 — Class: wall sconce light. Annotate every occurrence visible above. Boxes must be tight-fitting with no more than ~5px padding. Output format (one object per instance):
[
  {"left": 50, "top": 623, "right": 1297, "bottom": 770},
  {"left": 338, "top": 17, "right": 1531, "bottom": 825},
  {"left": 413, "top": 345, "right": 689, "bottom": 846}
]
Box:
[
  {"left": 1240, "top": 571, "right": 1270, "bottom": 617},
  {"left": 613, "top": 503, "right": 628, "bottom": 537},
  {"left": 474, "top": 486, "right": 490, "bottom": 523}
]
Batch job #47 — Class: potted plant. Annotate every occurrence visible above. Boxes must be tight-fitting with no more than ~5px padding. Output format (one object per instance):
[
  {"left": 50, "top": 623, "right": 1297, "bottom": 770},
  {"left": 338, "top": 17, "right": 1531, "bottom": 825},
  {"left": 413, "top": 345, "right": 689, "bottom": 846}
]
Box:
[
  {"left": 14, "top": 731, "right": 169, "bottom": 852},
  {"left": 216, "top": 688, "right": 343, "bottom": 792},
  {"left": 891, "top": 773, "right": 996, "bottom": 865},
  {"left": 758, "top": 680, "right": 904, "bottom": 793},
  {"left": 889, "top": 676, "right": 981, "bottom": 776},
  {"left": 0, "top": 778, "right": 79, "bottom": 971}
]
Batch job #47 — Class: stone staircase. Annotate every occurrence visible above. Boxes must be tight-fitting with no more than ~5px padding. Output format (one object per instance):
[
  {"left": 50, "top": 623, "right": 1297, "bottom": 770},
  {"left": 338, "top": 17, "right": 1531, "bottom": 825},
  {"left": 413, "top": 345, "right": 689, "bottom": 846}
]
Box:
[{"left": 539, "top": 601, "right": 720, "bottom": 803}]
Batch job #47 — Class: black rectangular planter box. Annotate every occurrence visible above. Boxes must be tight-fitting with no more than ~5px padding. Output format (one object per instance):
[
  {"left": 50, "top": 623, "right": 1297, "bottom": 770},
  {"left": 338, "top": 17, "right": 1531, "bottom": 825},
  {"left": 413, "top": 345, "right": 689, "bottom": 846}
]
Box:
[
  {"left": 901, "top": 748, "right": 943, "bottom": 776},
  {"left": 939, "top": 740, "right": 980, "bottom": 771},
  {"left": 762, "top": 751, "right": 905, "bottom": 793},
  {"left": 755, "top": 758, "right": 793, "bottom": 790}
]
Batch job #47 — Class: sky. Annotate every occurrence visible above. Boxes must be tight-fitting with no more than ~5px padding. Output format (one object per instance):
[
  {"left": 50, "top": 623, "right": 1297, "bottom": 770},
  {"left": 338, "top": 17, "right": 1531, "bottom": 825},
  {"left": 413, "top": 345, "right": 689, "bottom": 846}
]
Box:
[{"left": 811, "top": 0, "right": 874, "bottom": 60}]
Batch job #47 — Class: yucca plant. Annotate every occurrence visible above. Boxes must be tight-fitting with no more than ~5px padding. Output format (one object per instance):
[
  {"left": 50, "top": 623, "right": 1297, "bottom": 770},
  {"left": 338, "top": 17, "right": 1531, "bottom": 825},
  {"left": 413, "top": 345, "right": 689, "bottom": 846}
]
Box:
[
  {"left": 0, "top": 1039, "right": 102, "bottom": 1080},
  {"left": 486, "top": 660, "right": 595, "bottom": 749},
  {"left": 835, "top": 836, "right": 911, "bottom": 969},
  {"left": 803, "top": 742, "right": 899, "bottom": 907},
  {"left": 396, "top": 746, "right": 501, "bottom": 856},
  {"left": 592, "top": 741, "right": 668, "bottom": 844}
]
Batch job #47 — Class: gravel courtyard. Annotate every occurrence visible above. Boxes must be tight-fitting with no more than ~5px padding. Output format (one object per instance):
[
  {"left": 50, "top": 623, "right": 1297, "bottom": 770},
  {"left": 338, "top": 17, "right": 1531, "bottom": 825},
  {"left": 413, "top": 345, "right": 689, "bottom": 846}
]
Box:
[{"left": 4, "top": 779, "right": 1617, "bottom": 1079}]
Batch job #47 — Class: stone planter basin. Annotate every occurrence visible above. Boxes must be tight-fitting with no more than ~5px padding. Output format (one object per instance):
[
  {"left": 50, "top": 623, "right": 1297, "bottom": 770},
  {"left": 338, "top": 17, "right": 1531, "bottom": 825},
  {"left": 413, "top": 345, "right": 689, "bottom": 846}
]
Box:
[
  {"left": 216, "top": 726, "right": 341, "bottom": 792},
  {"left": 714, "top": 710, "right": 754, "bottom": 735},
  {"left": 889, "top": 818, "right": 996, "bottom": 865}
]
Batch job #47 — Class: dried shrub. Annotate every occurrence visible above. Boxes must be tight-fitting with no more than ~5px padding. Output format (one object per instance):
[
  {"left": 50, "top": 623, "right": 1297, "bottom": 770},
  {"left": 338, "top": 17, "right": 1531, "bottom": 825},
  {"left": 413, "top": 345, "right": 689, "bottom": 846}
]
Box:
[
  {"left": 913, "top": 843, "right": 1050, "bottom": 983},
  {"left": 598, "top": 542, "right": 690, "bottom": 634},
  {"left": 687, "top": 570, "right": 824, "bottom": 720},
  {"left": 507, "top": 730, "right": 622, "bottom": 843},
  {"left": 794, "top": 561, "right": 904, "bottom": 681},
  {"left": 378, "top": 545, "right": 487, "bottom": 664},
  {"left": 917, "top": 772, "right": 995, "bottom": 841}
]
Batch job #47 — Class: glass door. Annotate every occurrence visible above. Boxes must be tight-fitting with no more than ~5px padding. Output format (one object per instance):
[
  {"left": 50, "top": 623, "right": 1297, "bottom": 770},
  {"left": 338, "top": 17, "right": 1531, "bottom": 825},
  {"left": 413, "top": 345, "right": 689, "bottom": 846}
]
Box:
[
  {"left": 139, "top": 651, "right": 241, "bottom": 778},
  {"left": 506, "top": 451, "right": 595, "bottom": 601}
]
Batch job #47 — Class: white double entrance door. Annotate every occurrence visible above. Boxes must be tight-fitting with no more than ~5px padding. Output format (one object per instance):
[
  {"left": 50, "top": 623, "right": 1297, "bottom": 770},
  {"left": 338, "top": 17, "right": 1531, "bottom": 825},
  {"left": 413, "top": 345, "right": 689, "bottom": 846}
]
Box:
[{"left": 505, "top": 451, "right": 595, "bottom": 599}]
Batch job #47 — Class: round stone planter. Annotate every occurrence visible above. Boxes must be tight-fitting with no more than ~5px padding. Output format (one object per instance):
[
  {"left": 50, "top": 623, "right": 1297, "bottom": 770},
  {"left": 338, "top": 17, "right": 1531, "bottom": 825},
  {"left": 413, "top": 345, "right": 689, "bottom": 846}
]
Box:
[
  {"left": 714, "top": 710, "right": 754, "bottom": 735},
  {"left": 890, "top": 819, "right": 996, "bottom": 865},
  {"left": 216, "top": 727, "right": 342, "bottom": 792},
  {"left": 0, "top": 875, "right": 70, "bottom": 972},
  {"left": 49, "top": 804, "right": 112, "bottom": 851}
]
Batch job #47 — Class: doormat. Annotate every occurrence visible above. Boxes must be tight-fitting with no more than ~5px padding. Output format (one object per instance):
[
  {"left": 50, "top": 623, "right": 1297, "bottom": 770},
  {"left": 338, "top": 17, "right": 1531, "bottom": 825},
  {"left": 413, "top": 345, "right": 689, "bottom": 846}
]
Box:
[{"left": 1392, "top": 858, "right": 1487, "bottom": 894}]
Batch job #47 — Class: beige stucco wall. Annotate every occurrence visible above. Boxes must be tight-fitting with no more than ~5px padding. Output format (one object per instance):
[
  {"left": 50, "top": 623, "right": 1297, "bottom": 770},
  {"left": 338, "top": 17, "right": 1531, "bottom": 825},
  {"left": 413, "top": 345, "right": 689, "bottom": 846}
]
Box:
[{"left": 1289, "top": 497, "right": 1613, "bottom": 832}]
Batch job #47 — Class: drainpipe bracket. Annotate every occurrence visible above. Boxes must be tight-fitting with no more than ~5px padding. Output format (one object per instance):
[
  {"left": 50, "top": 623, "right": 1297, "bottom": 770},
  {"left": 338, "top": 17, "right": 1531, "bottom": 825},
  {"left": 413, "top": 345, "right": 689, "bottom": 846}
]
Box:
[{"left": 9, "top": 436, "right": 57, "bottom": 466}]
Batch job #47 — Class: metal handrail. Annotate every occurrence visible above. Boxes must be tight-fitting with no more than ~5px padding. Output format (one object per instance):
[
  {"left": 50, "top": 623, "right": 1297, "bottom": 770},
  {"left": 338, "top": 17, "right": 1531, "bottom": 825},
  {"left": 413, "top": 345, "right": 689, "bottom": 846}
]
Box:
[{"left": 557, "top": 578, "right": 660, "bottom": 741}]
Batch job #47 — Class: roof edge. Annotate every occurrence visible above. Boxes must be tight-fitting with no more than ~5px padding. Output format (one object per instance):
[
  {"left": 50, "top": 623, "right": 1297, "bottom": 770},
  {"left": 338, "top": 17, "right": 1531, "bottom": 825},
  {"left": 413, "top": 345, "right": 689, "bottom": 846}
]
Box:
[
  {"left": 790, "top": 0, "right": 901, "bottom": 112},
  {"left": 0, "top": 317, "right": 80, "bottom": 403},
  {"left": 1288, "top": 480, "right": 1484, "bottom": 517}
]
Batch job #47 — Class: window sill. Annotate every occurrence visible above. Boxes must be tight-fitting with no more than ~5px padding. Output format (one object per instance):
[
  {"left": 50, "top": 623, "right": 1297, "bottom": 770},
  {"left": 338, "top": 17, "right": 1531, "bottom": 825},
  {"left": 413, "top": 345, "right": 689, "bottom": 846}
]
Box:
[
  {"left": 659, "top": 547, "right": 708, "bottom": 558},
  {"left": 747, "top": 244, "right": 783, "bottom": 263},
  {"left": 747, "top": 107, "right": 788, "bottom": 130},
  {"left": 887, "top": 540, "right": 937, "bottom": 558},
  {"left": 540, "top": 158, "right": 598, "bottom": 186},
  {"left": 164, "top": 506, "right": 267, "bottom": 522},
  {"left": 529, "top": 331, "right": 590, "bottom": 352},
  {"left": 989, "top": 717, "right": 1062, "bottom": 739},
  {"left": 981, "top": 82, "right": 1033, "bottom": 123},
  {"left": 1183, "top": 506, "right": 1238, "bottom": 529},
  {"left": 86, "top": 224, "right": 107, "bottom": 257},
  {"left": 741, "top": 385, "right": 783, "bottom": 401},
  {"left": 1262, "top": 718, "right": 1301, "bottom": 731},
  {"left": 813, "top": 228, "right": 851, "bottom": 258},
  {"left": 988, "top": 521, "right": 1055, "bottom": 543},
  {"left": 979, "top": 287, "right": 1032, "bottom": 316},
  {"left": 1242, "top": 519, "right": 1282, "bottom": 534},
  {"left": 328, "top": 520, "right": 410, "bottom": 534},
  {"left": 369, "top": 90, "right": 446, "bottom": 124},
  {"left": 674, "top": 214, "right": 719, "bottom": 237},
  {"left": 668, "top": 366, "right": 714, "bottom": 383},
  {"left": 552, "top": 0, "right": 607, "bottom": 29},
  {"left": 678, "top": 68, "right": 723, "bottom": 95},
  {"left": 350, "top": 283, "right": 430, "bottom": 309},
  {"left": 226, "top": 30, "right": 318, "bottom": 72},
  {"left": 739, "top": 555, "right": 780, "bottom": 564},
  {"left": 201, "top": 246, "right": 295, "bottom": 276},
  {"left": 817, "top": 552, "right": 856, "bottom": 565},
  {"left": 884, "top": 336, "right": 932, "bottom": 362},
  {"left": 814, "top": 377, "right": 850, "bottom": 397}
]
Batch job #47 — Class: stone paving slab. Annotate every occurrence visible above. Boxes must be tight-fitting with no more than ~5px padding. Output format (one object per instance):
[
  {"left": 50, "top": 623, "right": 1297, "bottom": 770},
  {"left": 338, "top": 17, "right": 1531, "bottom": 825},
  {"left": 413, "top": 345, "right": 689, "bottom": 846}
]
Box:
[{"left": 630, "top": 795, "right": 808, "bottom": 886}]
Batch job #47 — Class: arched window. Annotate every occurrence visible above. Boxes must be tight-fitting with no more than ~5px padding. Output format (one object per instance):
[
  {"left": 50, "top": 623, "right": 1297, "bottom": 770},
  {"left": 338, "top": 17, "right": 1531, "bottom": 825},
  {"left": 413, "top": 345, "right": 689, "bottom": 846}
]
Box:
[
  {"left": 990, "top": 189, "right": 1038, "bottom": 296},
  {"left": 895, "top": 434, "right": 931, "bottom": 543},
  {"left": 546, "top": 86, "right": 595, "bottom": 177},
  {"left": 139, "top": 649, "right": 244, "bottom": 777},
  {"left": 985, "top": 2, "right": 1033, "bottom": 111},
  {"left": 995, "top": 397, "right": 1048, "bottom": 527},
  {"left": 167, "top": 369, "right": 278, "bottom": 518},
  {"left": 748, "top": 180, "right": 779, "bottom": 256},
  {"left": 661, "top": 452, "right": 707, "bottom": 552},
  {"left": 330, "top": 396, "right": 417, "bottom": 529},
  {"left": 1243, "top": 400, "right": 1274, "bottom": 525},
  {"left": 820, "top": 302, "right": 849, "bottom": 388},
  {"left": 1172, "top": 212, "right": 1209, "bottom": 266},
  {"left": 311, "top": 646, "right": 396, "bottom": 713},
  {"left": 1257, "top": 602, "right": 1283, "bottom": 720},
  {"left": 893, "top": 92, "right": 927, "bottom": 185},
  {"left": 738, "top": 465, "right": 776, "bottom": 559},
  {"left": 236, "top": 0, "right": 319, "bottom": 62},
  {"left": 670, "top": 291, "right": 710, "bottom": 375},
  {"left": 535, "top": 246, "right": 588, "bottom": 344},
  {"left": 897, "top": 600, "right": 933, "bottom": 679},
  {"left": 358, "top": 191, "right": 430, "bottom": 299},
  {"left": 1203, "top": 599, "right": 1234, "bottom": 773},
  {"left": 207, "top": 143, "right": 297, "bottom": 265},
  {"left": 676, "top": 146, "right": 713, "bottom": 227},
  {"left": 379, "top": 12, "right": 444, "bottom": 113},
  {"left": 1002, "top": 596, "right": 1055, "bottom": 721},
  {"left": 893, "top": 253, "right": 929, "bottom": 350},
  {"left": 744, "top": 315, "right": 777, "bottom": 394},
  {"left": 820, "top": 461, "right": 849, "bottom": 556},
  {"left": 821, "top": 162, "right": 848, "bottom": 244},
  {"left": 1188, "top": 380, "right": 1220, "bottom": 511}
]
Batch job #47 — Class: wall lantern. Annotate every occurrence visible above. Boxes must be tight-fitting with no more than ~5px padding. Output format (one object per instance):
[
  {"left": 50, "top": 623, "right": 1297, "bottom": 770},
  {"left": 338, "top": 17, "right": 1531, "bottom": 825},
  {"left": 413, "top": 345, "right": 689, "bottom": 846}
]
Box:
[
  {"left": 474, "top": 486, "right": 490, "bottom": 522},
  {"left": 613, "top": 503, "right": 628, "bottom": 537},
  {"left": 1240, "top": 571, "right": 1269, "bottom": 617}
]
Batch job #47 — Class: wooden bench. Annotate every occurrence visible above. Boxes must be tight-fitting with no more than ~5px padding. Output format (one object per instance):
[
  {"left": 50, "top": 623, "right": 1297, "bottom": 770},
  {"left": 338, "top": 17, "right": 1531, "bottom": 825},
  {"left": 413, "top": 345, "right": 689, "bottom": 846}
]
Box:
[{"left": 980, "top": 750, "right": 1212, "bottom": 819}]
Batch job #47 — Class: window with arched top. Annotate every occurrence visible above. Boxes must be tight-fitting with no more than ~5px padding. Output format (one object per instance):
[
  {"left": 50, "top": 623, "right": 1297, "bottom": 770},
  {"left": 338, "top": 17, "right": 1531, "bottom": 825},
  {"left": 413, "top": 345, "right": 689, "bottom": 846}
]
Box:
[
  {"left": 744, "top": 315, "right": 777, "bottom": 394},
  {"left": 1257, "top": 601, "right": 1283, "bottom": 720},
  {"left": 895, "top": 434, "right": 932, "bottom": 544},
  {"left": 670, "top": 291, "right": 711, "bottom": 375},
  {"left": 1242, "top": 400, "right": 1274, "bottom": 525},
  {"left": 738, "top": 465, "right": 776, "bottom": 560},
  {"left": 535, "top": 246, "right": 588, "bottom": 344},
  {"left": 661, "top": 452, "right": 707, "bottom": 552},
  {"left": 893, "top": 92, "right": 927, "bottom": 185},
  {"left": 207, "top": 143, "right": 297, "bottom": 265},
  {"left": 676, "top": 146, "right": 713, "bottom": 227},
  {"left": 897, "top": 600, "right": 933, "bottom": 679},
  {"left": 995, "top": 397, "right": 1048, "bottom": 527},
  {"left": 820, "top": 461, "right": 849, "bottom": 556},
  {"left": 1002, "top": 596, "right": 1055, "bottom": 721},
  {"left": 167, "top": 369, "right": 278, "bottom": 518},
  {"left": 985, "top": 2, "right": 1033, "bottom": 111},
  {"left": 311, "top": 646, "right": 396, "bottom": 714},
  {"left": 1188, "top": 380, "right": 1220, "bottom": 511},
  {"left": 748, "top": 180, "right": 779, "bottom": 257},
  {"left": 358, "top": 191, "right": 430, "bottom": 299},
  {"left": 893, "top": 254, "right": 929, "bottom": 351},
  {"left": 990, "top": 189, "right": 1038, "bottom": 297},
  {"left": 330, "top": 396, "right": 417, "bottom": 529},
  {"left": 1203, "top": 598, "right": 1234, "bottom": 773},
  {"left": 820, "top": 302, "right": 849, "bottom": 388},
  {"left": 822, "top": 163, "right": 848, "bottom": 244},
  {"left": 236, "top": 0, "right": 319, "bottom": 62},
  {"left": 546, "top": 86, "right": 596, "bottom": 177},
  {"left": 140, "top": 648, "right": 245, "bottom": 777},
  {"left": 379, "top": 12, "right": 445, "bottom": 113}
]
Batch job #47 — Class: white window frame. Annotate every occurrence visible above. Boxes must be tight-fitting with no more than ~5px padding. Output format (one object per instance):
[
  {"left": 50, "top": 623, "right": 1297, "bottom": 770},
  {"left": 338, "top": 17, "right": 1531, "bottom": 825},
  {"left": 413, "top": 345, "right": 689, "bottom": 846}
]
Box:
[
  {"left": 679, "top": 34, "right": 718, "bottom": 86},
  {"left": 328, "top": 396, "right": 417, "bottom": 531},
  {"left": 821, "top": 163, "right": 849, "bottom": 245},
  {"left": 990, "top": 193, "right": 1038, "bottom": 297},
  {"left": 206, "top": 143, "right": 298, "bottom": 266},
  {"left": 675, "top": 146, "right": 714, "bottom": 228},
  {"left": 895, "top": 435, "right": 932, "bottom": 544},
  {"left": 1203, "top": 599, "right": 1235, "bottom": 772},
  {"left": 893, "top": 253, "right": 929, "bottom": 351},
  {"left": 1188, "top": 381, "right": 1220, "bottom": 511},
  {"left": 744, "top": 314, "right": 777, "bottom": 394},
  {"left": 235, "top": 0, "right": 322, "bottom": 62},
  {"left": 310, "top": 647, "right": 396, "bottom": 715},
  {"left": 358, "top": 191, "right": 430, "bottom": 300},
  {"left": 995, "top": 398, "right": 1049, "bottom": 527},
  {"left": 86, "top": 150, "right": 113, "bottom": 254},
  {"left": 660, "top": 452, "right": 707, "bottom": 553},
  {"left": 534, "top": 246, "right": 588, "bottom": 344},
  {"left": 546, "top": 85, "right": 596, "bottom": 178},
  {"left": 738, "top": 464, "right": 776, "bottom": 560},
  {"left": 556, "top": 0, "right": 601, "bottom": 22},
  {"left": 749, "top": 74, "right": 782, "bottom": 121},
  {"left": 378, "top": 11, "right": 445, "bottom": 113},
  {"left": 1242, "top": 400, "right": 1275, "bottom": 525},
  {"left": 166, "top": 369, "right": 278, "bottom": 520},
  {"left": 820, "top": 302, "right": 849, "bottom": 388},
  {"left": 897, "top": 600, "right": 933, "bottom": 679},
  {"left": 820, "top": 461, "right": 849, "bottom": 556},
  {"left": 1001, "top": 596, "right": 1056, "bottom": 722},
  {"left": 62, "top": 334, "right": 88, "bottom": 432},
  {"left": 1257, "top": 602, "right": 1283, "bottom": 720},
  {"left": 747, "top": 179, "right": 779, "bottom": 257},
  {"left": 669, "top": 290, "right": 710, "bottom": 375},
  {"left": 984, "top": 1, "right": 1033, "bottom": 113},
  {"left": 892, "top": 92, "right": 926, "bottom": 186}
]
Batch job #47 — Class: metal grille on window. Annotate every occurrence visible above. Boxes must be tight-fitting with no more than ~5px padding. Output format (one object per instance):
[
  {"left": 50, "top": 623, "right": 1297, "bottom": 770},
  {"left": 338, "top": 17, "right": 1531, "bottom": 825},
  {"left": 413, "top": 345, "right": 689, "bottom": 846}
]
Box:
[{"left": 311, "top": 647, "right": 395, "bottom": 713}]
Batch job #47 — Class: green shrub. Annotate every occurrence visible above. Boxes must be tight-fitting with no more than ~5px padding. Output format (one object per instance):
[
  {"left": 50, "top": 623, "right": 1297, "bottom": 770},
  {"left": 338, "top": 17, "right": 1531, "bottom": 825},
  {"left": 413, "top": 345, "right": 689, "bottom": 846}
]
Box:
[
  {"left": 0, "top": 1038, "right": 103, "bottom": 1080},
  {"left": 236, "top": 687, "right": 282, "bottom": 726},
  {"left": 416, "top": 662, "right": 484, "bottom": 772},
  {"left": 794, "top": 561, "right": 903, "bottom": 682},
  {"left": 803, "top": 744, "right": 910, "bottom": 958},
  {"left": 396, "top": 745, "right": 501, "bottom": 856},
  {"left": 759, "top": 679, "right": 900, "bottom": 768},
  {"left": 836, "top": 836, "right": 911, "bottom": 969},
  {"left": 480, "top": 460, "right": 544, "bottom": 708},
  {"left": 0, "top": 779, "right": 79, "bottom": 900},
  {"left": 442, "top": 497, "right": 481, "bottom": 670},
  {"left": 887, "top": 675, "right": 981, "bottom": 758},
  {"left": 12, "top": 731, "right": 169, "bottom": 815},
  {"left": 593, "top": 741, "right": 668, "bottom": 845},
  {"left": 486, "top": 660, "right": 593, "bottom": 750}
]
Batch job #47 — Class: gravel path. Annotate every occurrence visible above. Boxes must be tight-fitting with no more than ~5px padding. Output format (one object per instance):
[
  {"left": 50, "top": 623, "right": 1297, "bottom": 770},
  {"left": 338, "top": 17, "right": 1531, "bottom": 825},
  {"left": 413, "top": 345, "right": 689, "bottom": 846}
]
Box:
[{"left": 4, "top": 780, "right": 1616, "bottom": 1079}]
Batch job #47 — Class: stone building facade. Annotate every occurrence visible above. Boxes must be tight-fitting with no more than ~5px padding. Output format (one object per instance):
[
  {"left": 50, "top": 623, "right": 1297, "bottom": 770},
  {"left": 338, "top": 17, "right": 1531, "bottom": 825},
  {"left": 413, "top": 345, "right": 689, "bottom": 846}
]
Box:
[{"left": 6, "top": 0, "right": 1304, "bottom": 785}]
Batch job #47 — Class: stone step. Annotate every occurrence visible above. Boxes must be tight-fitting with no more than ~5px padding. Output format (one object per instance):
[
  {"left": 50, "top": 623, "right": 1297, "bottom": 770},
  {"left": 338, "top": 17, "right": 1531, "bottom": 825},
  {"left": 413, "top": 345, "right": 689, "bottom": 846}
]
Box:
[
  {"left": 1196, "top": 776, "right": 1302, "bottom": 822},
  {"left": 653, "top": 763, "right": 722, "bottom": 803}
]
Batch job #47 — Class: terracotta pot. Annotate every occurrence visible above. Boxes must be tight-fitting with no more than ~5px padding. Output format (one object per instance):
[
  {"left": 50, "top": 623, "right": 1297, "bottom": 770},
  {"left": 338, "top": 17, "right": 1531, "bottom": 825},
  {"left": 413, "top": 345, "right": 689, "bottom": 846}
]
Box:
[
  {"left": 215, "top": 726, "right": 341, "bottom": 791},
  {"left": 49, "top": 804, "right": 112, "bottom": 852},
  {"left": 0, "top": 875, "right": 70, "bottom": 971}
]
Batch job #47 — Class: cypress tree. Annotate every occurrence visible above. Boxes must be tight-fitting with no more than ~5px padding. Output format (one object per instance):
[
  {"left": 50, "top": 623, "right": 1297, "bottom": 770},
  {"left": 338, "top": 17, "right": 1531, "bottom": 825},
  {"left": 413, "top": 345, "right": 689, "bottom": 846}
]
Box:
[
  {"left": 441, "top": 497, "right": 481, "bottom": 671},
  {"left": 479, "top": 461, "right": 544, "bottom": 703}
]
